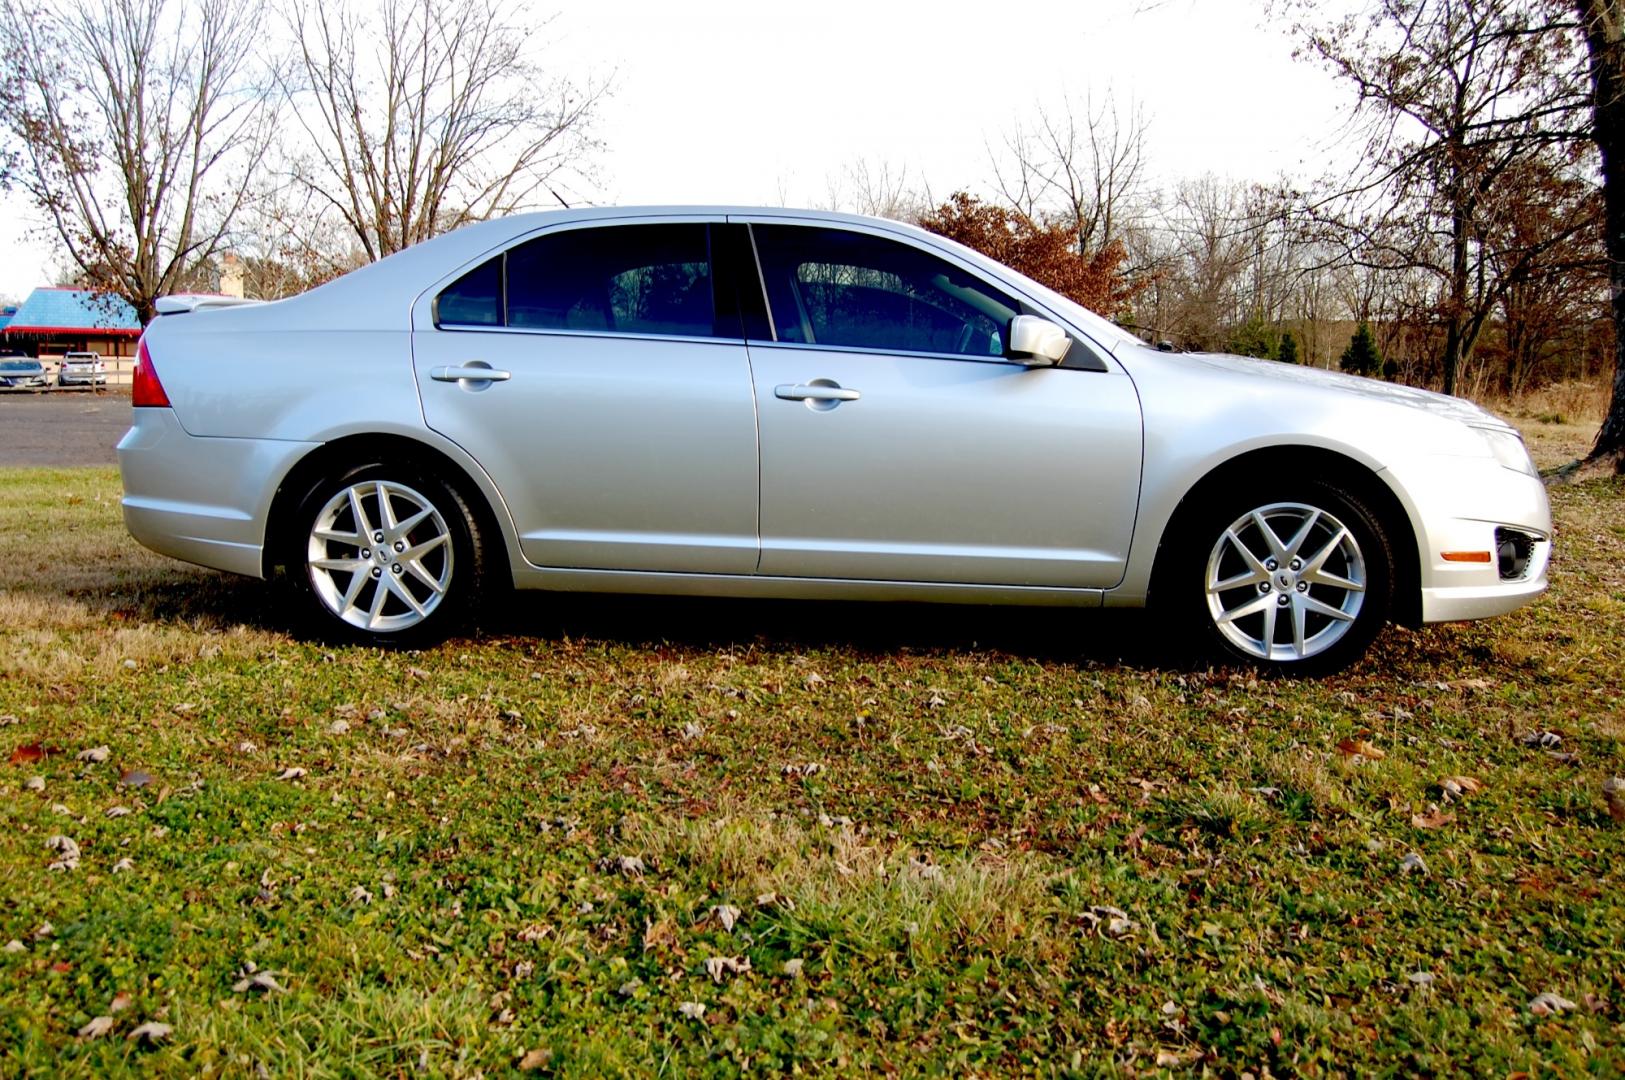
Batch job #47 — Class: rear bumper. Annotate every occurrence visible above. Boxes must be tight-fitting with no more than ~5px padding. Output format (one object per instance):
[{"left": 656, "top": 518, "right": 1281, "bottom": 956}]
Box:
[{"left": 117, "top": 407, "right": 315, "bottom": 578}]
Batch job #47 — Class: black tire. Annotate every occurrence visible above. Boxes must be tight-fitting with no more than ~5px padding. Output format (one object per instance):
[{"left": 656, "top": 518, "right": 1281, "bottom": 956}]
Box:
[
  {"left": 283, "top": 462, "right": 486, "bottom": 647},
  {"left": 1162, "top": 477, "right": 1396, "bottom": 675}
]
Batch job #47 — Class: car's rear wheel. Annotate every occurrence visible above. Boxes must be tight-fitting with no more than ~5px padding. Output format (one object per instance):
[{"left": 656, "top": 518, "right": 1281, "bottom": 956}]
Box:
[
  {"left": 1172, "top": 479, "right": 1395, "bottom": 674},
  {"left": 286, "top": 465, "right": 483, "bottom": 646}
]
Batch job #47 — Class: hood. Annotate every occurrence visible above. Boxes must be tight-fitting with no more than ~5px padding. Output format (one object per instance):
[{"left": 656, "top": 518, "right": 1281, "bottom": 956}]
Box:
[{"left": 1171, "top": 351, "right": 1510, "bottom": 429}]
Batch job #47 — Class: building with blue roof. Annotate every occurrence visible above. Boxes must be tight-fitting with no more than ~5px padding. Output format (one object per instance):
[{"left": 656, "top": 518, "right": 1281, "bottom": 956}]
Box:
[{"left": 1, "top": 287, "right": 141, "bottom": 359}]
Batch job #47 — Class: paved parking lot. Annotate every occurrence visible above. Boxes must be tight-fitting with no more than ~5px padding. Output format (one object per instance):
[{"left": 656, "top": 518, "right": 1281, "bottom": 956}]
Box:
[{"left": 0, "top": 388, "right": 130, "bottom": 466}]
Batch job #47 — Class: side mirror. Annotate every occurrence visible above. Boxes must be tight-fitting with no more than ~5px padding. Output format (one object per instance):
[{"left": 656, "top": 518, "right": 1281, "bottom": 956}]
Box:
[{"left": 1007, "top": 315, "right": 1071, "bottom": 366}]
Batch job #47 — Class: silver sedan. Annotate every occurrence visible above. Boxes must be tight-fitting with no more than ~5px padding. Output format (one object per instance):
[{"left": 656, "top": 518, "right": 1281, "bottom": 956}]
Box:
[{"left": 117, "top": 208, "right": 1551, "bottom": 672}]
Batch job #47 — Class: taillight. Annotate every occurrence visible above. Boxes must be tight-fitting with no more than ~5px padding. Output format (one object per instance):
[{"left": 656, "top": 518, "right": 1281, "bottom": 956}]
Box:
[{"left": 132, "top": 339, "right": 170, "bottom": 407}]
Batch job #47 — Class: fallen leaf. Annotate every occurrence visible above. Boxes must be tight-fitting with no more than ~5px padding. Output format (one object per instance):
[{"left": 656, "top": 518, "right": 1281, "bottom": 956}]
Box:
[
  {"left": 112, "top": 858, "right": 134, "bottom": 874},
  {"left": 1521, "top": 730, "right": 1563, "bottom": 749},
  {"left": 3, "top": 940, "right": 23, "bottom": 953},
  {"left": 274, "top": 767, "right": 307, "bottom": 781},
  {"left": 327, "top": 720, "right": 350, "bottom": 735},
  {"left": 77, "top": 745, "right": 111, "bottom": 764},
  {"left": 77, "top": 1016, "right": 114, "bottom": 1039},
  {"left": 236, "top": 741, "right": 257, "bottom": 754},
  {"left": 232, "top": 970, "right": 287, "bottom": 994},
  {"left": 677, "top": 1001, "right": 706, "bottom": 1020},
  {"left": 1440, "top": 775, "right": 1482, "bottom": 801},
  {"left": 109, "top": 992, "right": 132, "bottom": 1013},
  {"left": 1156, "top": 1049, "right": 1198, "bottom": 1068},
  {"left": 127, "top": 1021, "right": 171, "bottom": 1044},
  {"left": 1337, "top": 737, "right": 1386, "bottom": 761},
  {"left": 105, "top": 805, "right": 132, "bottom": 818},
  {"left": 710, "top": 904, "right": 741, "bottom": 932},
  {"left": 349, "top": 885, "right": 373, "bottom": 905},
  {"left": 10, "top": 743, "right": 45, "bottom": 765},
  {"left": 601, "top": 854, "right": 645, "bottom": 876},
  {"left": 1529, "top": 991, "right": 1577, "bottom": 1016},
  {"left": 1400, "top": 852, "right": 1428, "bottom": 876},
  {"left": 704, "top": 955, "right": 751, "bottom": 982},
  {"left": 1411, "top": 808, "right": 1456, "bottom": 830},
  {"left": 617, "top": 977, "right": 643, "bottom": 997},
  {"left": 25, "top": 776, "right": 44, "bottom": 792},
  {"left": 119, "top": 770, "right": 151, "bottom": 789},
  {"left": 782, "top": 958, "right": 805, "bottom": 978},
  {"left": 680, "top": 721, "right": 705, "bottom": 741},
  {"left": 1406, "top": 971, "right": 1436, "bottom": 988},
  {"left": 407, "top": 667, "right": 429, "bottom": 679},
  {"left": 1603, "top": 777, "right": 1625, "bottom": 823},
  {"left": 45, "top": 834, "right": 81, "bottom": 860},
  {"left": 516, "top": 1048, "right": 551, "bottom": 1071}
]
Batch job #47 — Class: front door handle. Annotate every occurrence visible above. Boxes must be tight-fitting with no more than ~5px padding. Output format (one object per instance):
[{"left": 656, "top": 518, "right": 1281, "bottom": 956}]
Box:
[
  {"left": 430, "top": 365, "right": 511, "bottom": 383},
  {"left": 774, "top": 382, "right": 860, "bottom": 402}
]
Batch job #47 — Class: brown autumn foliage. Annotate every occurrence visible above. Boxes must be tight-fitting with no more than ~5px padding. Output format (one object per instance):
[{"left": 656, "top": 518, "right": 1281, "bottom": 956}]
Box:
[{"left": 916, "top": 191, "right": 1146, "bottom": 316}]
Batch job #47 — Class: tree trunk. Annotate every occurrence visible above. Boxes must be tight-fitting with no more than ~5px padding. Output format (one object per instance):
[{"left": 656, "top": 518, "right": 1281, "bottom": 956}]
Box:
[{"left": 1580, "top": 0, "right": 1625, "bottom": 466}]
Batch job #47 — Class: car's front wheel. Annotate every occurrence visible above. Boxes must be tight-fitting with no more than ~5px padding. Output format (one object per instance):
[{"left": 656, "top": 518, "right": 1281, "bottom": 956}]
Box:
[
  {"left": 1172, "top": 480, "right": 1396, "bottom": 673},
  {"left": 286, "top": 465, "right": 484, "bottom": 646}
]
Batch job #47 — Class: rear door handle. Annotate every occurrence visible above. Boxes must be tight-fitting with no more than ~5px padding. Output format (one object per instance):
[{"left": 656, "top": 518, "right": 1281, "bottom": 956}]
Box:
[
  {"left": 774, "top": 383, "right": 860, "bottom": 402},
  {"left": 430, "top": 365, "right": 511, "bottom": 382}
]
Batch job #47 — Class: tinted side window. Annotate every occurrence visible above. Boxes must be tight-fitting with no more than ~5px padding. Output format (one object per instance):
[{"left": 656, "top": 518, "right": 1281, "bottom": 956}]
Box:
[
  {"left": 507, "top": 224, "right": 719, "bottom": 338},
  {"left": 436, "top": 257, "right": 503, "bottom": 327},
  {"left": 750, "top": 225, "right": 1018, "bottom": 357}
]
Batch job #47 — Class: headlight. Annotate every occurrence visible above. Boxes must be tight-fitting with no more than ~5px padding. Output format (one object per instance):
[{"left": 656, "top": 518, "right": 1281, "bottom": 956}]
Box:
[{"left": 1471, "top": 425, "right": 1537, "bottom": 477}]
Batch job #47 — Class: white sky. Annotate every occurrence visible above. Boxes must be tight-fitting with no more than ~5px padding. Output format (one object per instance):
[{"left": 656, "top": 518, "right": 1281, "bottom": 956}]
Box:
[{"left": 0, "top": 0, "right": 1352, "bottom": 302}]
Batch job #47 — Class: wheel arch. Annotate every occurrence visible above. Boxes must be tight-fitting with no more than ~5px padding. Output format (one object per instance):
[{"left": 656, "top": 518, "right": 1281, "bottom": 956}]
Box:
[
  {"left": 1147, "top": 445, "right": 1423, "bottom": 626},
  {"left": 261, "top": 432, "right": 513, "bottom": 582}
]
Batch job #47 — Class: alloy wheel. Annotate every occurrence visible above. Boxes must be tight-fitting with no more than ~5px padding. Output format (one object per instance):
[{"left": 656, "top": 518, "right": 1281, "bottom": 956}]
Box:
[
  {"left": 1204, "top": 502, "right": 1367, "bottom": 662},
  {"left": 306, "top": 480, "right": 454, "bottom": 632}
]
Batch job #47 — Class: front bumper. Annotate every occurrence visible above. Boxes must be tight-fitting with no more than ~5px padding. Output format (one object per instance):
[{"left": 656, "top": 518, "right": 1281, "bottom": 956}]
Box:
[
  {"left": 117, "top": 407, "right": 316, "bottom": 578},
  {"left": 1389, "top": 455, "right": 1552, "bottom": 623}
]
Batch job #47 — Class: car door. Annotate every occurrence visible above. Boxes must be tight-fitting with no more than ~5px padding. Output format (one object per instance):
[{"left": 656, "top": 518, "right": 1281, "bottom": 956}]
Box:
[
  {"left": 741, "top": 219, "right": 1144, "bottom": 588},
  {"left": 411, "top": 218, "right": 761, "bottom": 575}
]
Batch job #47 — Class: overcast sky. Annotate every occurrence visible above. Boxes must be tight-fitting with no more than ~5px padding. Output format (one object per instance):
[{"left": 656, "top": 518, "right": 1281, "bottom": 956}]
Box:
[{"left": 0, "top": 0, "right": 1353, "bottom": 302}]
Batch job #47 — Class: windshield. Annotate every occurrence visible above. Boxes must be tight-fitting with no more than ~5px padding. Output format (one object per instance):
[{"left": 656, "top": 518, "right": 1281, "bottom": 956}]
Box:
[{"left": 1, "top": 360, "right": 39, "bottom": 371}]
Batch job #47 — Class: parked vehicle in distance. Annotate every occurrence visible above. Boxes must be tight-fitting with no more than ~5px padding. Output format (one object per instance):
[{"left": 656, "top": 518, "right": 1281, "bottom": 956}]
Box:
[
  {"left": 0, "top": 356, "right": 49, "bottom": 388},
  {"left": 117, "top": 208, "right": 1552, "bottom": 672},
  {"left": 56, "top": 351, "right": 108, "bottom": 386}
]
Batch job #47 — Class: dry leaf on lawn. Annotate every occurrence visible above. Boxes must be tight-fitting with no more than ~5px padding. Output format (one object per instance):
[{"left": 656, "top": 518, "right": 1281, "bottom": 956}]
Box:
[
  {"left": 1529, "top": 992, "right": 1577, "bottom": 1016},
  {"left": 1337, "top": 737, "right": 1386, "bottom": 760},
  {"left": 77, "top": 1016, "right": 115, "bottom": 1039},
  {"left": 1411, "top": 808, "right": 1456, "bottom": 829}
]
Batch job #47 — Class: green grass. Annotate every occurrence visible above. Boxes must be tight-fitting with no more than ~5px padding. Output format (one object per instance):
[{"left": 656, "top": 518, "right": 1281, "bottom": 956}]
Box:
[{"left": 1, "top": 456, "right": 1622, "bottom": 1077}]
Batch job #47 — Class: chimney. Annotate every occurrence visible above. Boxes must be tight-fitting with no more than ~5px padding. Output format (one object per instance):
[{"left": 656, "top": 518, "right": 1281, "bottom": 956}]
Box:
[{"left": 220, "top": 252, "right": 245, "bottom": 299}]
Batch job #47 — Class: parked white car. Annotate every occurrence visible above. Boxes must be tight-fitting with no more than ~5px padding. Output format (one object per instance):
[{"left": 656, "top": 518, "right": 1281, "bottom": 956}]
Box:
[
  {"left": 117, "top": 208, "right": 1550, "bottom": 671},
  {"left": 57, "top": 351, "right": 108, "bottom": 386}
]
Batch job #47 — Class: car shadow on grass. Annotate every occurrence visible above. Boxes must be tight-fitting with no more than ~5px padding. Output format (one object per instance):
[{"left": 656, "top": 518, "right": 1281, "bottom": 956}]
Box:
[
  {"left": 52, "top": 563, "right": 1175, "bottom": 669},
  {"left": 484, "top": 592, "right": 1175, "bottom": 670}
]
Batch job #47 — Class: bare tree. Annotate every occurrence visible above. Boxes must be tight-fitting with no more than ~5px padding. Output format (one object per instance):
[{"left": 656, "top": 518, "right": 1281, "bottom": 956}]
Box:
[
  {"left": 820, "top": 158, "right": 929, "bottom": 221},
  {"left": 992, "top": 91, "right": 1152, "bottom": 258},
  {"left": 1577, "top": 0, "right": 1625, "bottom": 465},
  {"left": 280, "top": 0, "right": 607, "bottom": 263},
  {"left": 0, "top": 0, "right": 276, "bottom": 323},
  {"left": 1293, "top": 0, "right": 1591, "bottom": 395}
]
